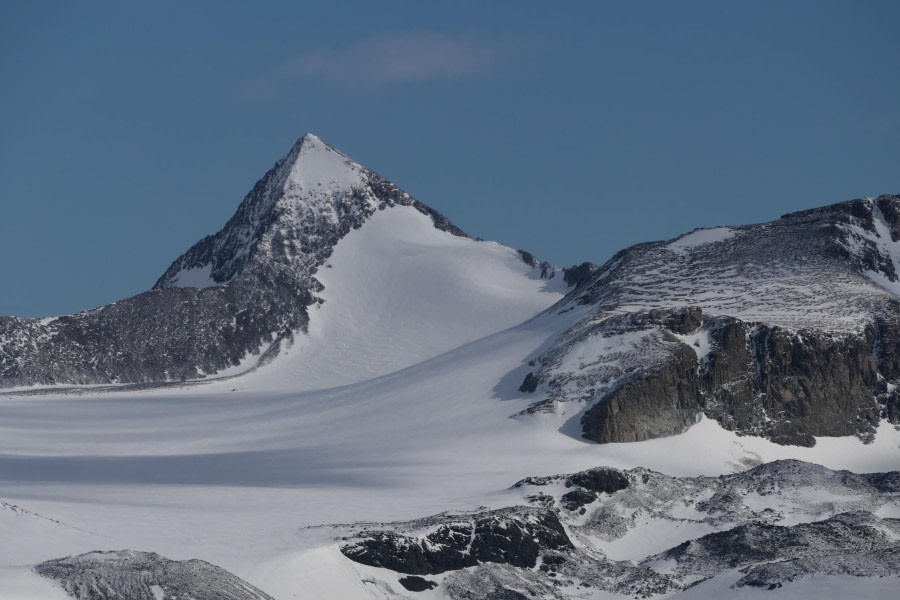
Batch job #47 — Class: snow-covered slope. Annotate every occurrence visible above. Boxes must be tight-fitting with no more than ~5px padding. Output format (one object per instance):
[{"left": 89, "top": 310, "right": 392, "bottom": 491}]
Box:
[
  {"left": 334, "top": 460, "right": 900, "bottom": 598},
  {"left": 1, "top": 133, "right": 898, "bottom": 599},
  {"left": 520, "top": 196, "right": 900, "bottom": 445},
  {"left": 0, "top": 304, "right": 897, "bottom": 598},
  {"left": 570, "top": 198, "right": 900, "bottom": 331},
  {"left": 0, "top": 134, "right": 567, "bottom": 388},
  {"left": 239, "top": 205, "right": 567, "bottom": 391},
  {"left": 154, "top": 133, "right": 376, "bottom": 290}
]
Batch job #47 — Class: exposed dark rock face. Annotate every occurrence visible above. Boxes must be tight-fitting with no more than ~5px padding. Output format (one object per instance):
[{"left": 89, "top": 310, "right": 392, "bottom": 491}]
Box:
[
  {"left": 566, "top": 467, "right": 629, "bottom": 493},
  {"left": 516, "top": 250, "right": 555, "bottom": 279},
  {"left": 648, "top": 511, "right": 900, "bottom": 584},
  {"left": 0, "top": 277, "right": 311, "bottom": 387},
  {"left": 398, "top": 575, "right": 438, "bottom": 591},
  {"left": 485, "top": 590, "right": 529, "bottom": 600},
  {"left": 702, "top": 317, "right": 883, "bottom": 445},
  {"left": 35, "top": 550, "right": 274, "bottom": 600},
  {"left": 334, "top": 460, "right": 899, "bottom": 599},
  {"left": 513, "top": 466, "right": 631, "bottom": 500},
  {"left": 339, "top": 504, "right": 675, "bottom": 599},
  {"left": 734, "top": 546, "right": 900, "bottom": 590},
  {"left": 560, "top": 488, "right": 596, "bottom": 511},
  {"left": 561, "top": 262, "right": 598, "bottom": 289},
  {"left": 517, "top": 194, "right": 900, "bottom": 446},
  {"left": 582, "top": 340, "right": 701, "bottom": 443},
  {"left": 865, "top": 469, "right": 900, "bottom": 492},
  {"left": 641, "top": 306, "right": 703, "bottom": 335},
  {"left": 341, "top": 507, "right": 573, "bottom": 575},
  {"left": 519, "top": 308, "right": 699, "bottom": 417},
  {"left": 577, "top": 309, "right": 888, "bottom": 445},
  {"left": 518, "top": 372, "right": 539, "bottom": 393}
]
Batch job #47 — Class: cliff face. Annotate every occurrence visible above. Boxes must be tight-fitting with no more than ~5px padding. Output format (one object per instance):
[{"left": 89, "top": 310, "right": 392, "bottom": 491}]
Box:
[
  {"left": 3, "top": 133, "right": 899, "bottom": 451},
  {"left": 575, "top": 308, "right": 891, "bottom": 446},
  {"left": 702, "top": 317, "right": 884, "bottom": 445},
  {"left": 521, "top": 195, "right": 900, "bottom": 446},
  {"left": 581, "top": 335, "right": 701, "bottom": 444}
]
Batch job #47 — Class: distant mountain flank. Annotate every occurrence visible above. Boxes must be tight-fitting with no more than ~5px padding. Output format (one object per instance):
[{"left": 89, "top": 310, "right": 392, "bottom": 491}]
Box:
[
  {"left": 152, "top": 134, "right": 467, "bottom": 291},
  {"left": 0, "top": 134, "right": 570, "bottom": 388},
  {"left": 1, "top": 134, "right": 898, "bottom": 449},
  {"left": 518, "top": 194, "right": 900, "bottom": 445},
  {"left": 2, "top": 135, "right": 899, "bottom": 600}
]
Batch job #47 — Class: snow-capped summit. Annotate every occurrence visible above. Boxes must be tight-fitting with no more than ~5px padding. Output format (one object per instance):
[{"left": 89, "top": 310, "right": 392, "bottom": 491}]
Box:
[
  {"left": 153, "top": 133, "right": 375, "bottom": 290},
  {"left": 3, "top": 132, "right": 898, "bottom": 453},
  {"left": 282, "top": 133, "right": 366, "bottom": 192},
  {"left": 2, "top": 138, "right": 899, "bottom": 599},
  {"left": 0, "top": 135, "right": 567, "bottom": 388}
]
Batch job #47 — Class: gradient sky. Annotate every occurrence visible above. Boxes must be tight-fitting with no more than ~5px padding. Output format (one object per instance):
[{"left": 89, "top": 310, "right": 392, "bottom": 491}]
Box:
[{"left": 1, "top": 1, "right": 898, "bottom": 317}]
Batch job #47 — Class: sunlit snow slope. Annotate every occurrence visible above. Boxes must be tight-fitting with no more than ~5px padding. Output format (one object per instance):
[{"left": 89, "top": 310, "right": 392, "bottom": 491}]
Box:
[
  {"left": 1, "top": 133, "right": 898, "bottom": 599},
  {"left": 0, "top": 134, "right": 567, "bottom": 388},
  {"left": 240, "top": 205, "right": 568, "bottom": 391}
]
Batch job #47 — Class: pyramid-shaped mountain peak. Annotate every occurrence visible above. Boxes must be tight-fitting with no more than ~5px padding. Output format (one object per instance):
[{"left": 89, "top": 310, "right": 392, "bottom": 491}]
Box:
[
  {"left": 0, "top": 134, "right": 562, "bottom": 389},
  {"left": 152, "top": 133, "right": 466, "bottom": 291},
  {"left": 278, "top": 133, "right": 366, "bottom": 196}
]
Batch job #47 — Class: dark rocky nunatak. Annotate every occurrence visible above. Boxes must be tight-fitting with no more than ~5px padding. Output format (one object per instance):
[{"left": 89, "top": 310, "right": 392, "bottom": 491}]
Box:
[
  {"left": 35, "top": 550, "right": 274, "bottom": 600},
  {"left": 341, "top": 507, "right": 573, "bottom": 575},
  {"left": 332, "top": 460, "right": 900, "bottom": 599},
  {"left": 398, "top": 575, "right": 438, "bottom": 592}
]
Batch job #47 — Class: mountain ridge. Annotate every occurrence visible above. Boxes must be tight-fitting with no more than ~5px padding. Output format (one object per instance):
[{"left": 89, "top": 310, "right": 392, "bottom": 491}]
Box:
[
  {"left": 152, "top": 133, "right": 468, "bottom": 291},
  {"left": 518, "top": 194, "right": 900, "bottom": 445},
  {"left": 2, "top": 134, "right": 899, "bottom": 450},
  {"left": 2, "top": 135, "right": 899, "bottom": 600},
  {"left": 0, "top": 135, "right": 562, "bottom": 388}
]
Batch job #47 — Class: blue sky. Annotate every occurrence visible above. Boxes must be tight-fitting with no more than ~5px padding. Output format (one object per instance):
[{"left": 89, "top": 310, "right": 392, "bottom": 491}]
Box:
[{"left": 1, "top": 1, "right": 898, "bottom": 317}]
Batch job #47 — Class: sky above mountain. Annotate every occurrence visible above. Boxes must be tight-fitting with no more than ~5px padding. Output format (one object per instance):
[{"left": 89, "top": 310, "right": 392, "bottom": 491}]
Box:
[{"left": 1, "top": 0, "right": 898, "bottom": 317}]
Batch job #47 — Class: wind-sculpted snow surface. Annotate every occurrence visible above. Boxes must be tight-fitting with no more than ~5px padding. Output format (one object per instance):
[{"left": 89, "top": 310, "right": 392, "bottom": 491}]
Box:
[
  {"left": 519, "top": 196, "right": 900, "bottom": 444},
  {"left": 574, "top": 197, "right": 900, "bottom": 331},
  {"left": 35, "top": 551, "right": 274, "bottom": 600},
  {"left": 337, "top": 460, "right": 900, "bottom": 599}
]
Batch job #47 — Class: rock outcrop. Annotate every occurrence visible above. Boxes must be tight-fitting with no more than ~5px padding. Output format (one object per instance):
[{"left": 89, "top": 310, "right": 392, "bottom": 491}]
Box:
[
  {"left": 649, "top": 511, "right": 900, "bottom": 585},
  {"left": 574, "top": 308, "right": 889, "bottom": 446},
  {"left": 335, "top": 460, "right": 900, "bottom": 599},
  {"left": 35, "top": 550, "right": 274, "bottom": 600},
  {"left": 520, "top": 195, "right": 900, "bottom": 446},
  {"left": 341, "top": 507, "right": 573, "bottom": 575}
]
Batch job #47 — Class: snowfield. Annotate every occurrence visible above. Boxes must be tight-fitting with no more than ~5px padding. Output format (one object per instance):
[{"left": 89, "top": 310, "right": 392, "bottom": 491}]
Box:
[
  {"left": 1, "top": 136, "right": 898, "bottom": 598},
  {"left": 237, "top": 205, "right": 569, "bottom": 391},
  {"left": 666, "top": 227, "right": 736, "bottom": 252},
  {"left": 1, "top": 305, "right": 898, "bottom": 597}
]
